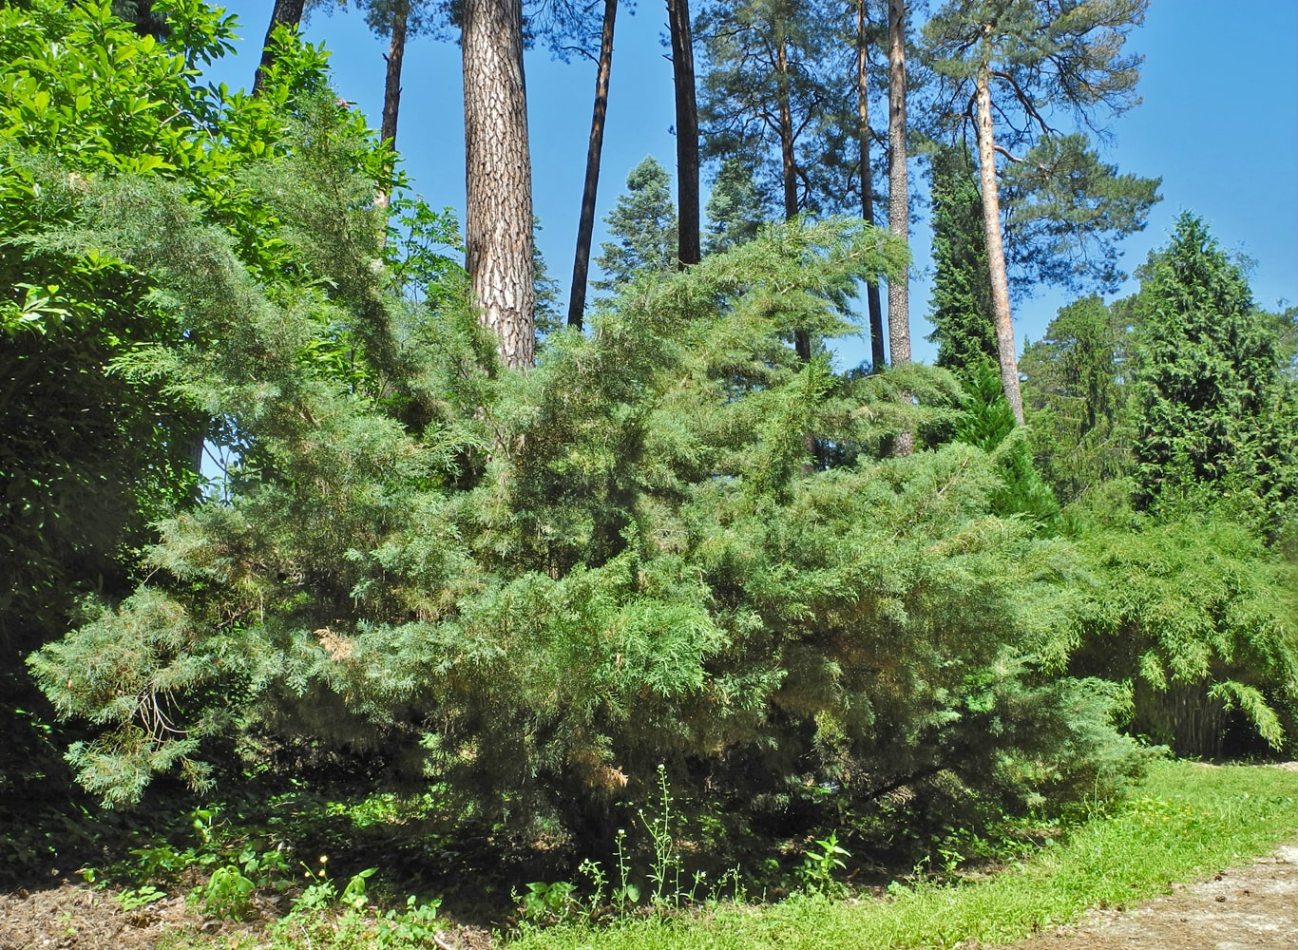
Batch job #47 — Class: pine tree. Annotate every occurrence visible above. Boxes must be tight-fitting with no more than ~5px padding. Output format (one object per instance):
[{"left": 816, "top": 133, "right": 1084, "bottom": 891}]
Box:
[
  {"left": 666, "top": 0, "right": 701, "bottom": 265},
  {"left": 593, "top": 157, "right": 679, "bottom": 291},
  {"left": 855, "top": 0, "right": 886, "bottom": 371},
  {"left": 462, "top": 0, "right": 535, "bottom": 367},
  {"left": 924, "top": 0, "right": 1153, "bottom": 423},
  {"left": 567, "top": 0, "right": 619, "bottom": 329},
  {"left": 884, "top": 0, "right": 910, "bottom": 368},
  {"left": 927, "top": 143, "right": 996, "bottom": 374}
]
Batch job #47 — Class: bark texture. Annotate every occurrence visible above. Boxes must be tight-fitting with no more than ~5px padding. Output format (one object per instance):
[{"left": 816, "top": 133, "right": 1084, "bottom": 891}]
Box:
[
  {"left": 887, "top": 0, "right": 913, "bottom": 454},
  {"left": 381, "top": 0, "right": 409, "bottom": 148},
  {"left": 567, "top": 0, "right": 618, "bottom": 330},
  {"left": 857, "top": 0, "right": 885, "bottom": 371},
  {"left": 775, "top": 35, "right": 811, "bottom": 363},
  {"left": 252, "top": 0, "right": 306, "bottom": 95},
  {"left": 666, "top": 0, "right": 701, "bottom": 266},
  {"left": 974, "top": 54, "right": 1025, "bottom": 424},
  {"left": 463, "top": 0, "right": 536, "bottom": 369},
  {"left": 885, "top": 0, "right": 910, "bottom": 368}
]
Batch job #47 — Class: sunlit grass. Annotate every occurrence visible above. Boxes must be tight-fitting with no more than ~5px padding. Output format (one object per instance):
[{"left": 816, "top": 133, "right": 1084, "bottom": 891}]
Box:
[{"left": 506, "top": 761, "right": 1298, "bottom": 949}]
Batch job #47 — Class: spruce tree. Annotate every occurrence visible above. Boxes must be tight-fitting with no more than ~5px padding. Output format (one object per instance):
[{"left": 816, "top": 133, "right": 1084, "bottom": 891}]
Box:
[
  {"left": 593, "top": 157, "right": 679, "bottom": 291},
  {"left": 704, "top": 158, "right": 768, "bottom": 255}
]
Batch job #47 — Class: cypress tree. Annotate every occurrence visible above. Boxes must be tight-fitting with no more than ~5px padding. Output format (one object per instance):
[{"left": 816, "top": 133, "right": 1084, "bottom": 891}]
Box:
[
  {"left": 1133, "top": 214, "right": 1298, "bottom": 527},
  {"left": 926, "top": 144, "right": 996, "bottom": 374}
]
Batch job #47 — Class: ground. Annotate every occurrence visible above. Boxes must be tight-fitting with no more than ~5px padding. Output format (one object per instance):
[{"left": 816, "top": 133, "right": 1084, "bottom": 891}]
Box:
[
  {"left": 989, "top": 844, "right": 1298, "bottom": 950},
  {"left": 2, "top": 844, "right": 1296, "bottom": 949}
]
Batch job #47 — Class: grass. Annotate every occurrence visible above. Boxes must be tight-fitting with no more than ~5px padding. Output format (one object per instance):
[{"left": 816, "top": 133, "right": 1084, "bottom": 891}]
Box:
[{"left": 505, "top": 761, "right": 1298, "bottom": 949}]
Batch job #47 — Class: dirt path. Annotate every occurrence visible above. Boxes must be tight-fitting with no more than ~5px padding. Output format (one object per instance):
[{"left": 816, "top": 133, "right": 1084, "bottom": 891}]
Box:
[{"left": 993, "top": 843, "right": 1298, "bottom": 950}]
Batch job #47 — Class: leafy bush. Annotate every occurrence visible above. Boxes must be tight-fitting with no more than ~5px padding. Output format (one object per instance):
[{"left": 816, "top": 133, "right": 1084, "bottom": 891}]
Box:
[{"left": 1068, "top": 505, "right": 1298, "bottom": 757}]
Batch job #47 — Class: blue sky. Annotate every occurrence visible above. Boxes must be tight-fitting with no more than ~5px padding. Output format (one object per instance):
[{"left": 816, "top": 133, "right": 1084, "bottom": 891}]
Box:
[{"left": 206, "top": 0, "right": 1298, "bottom": 366}]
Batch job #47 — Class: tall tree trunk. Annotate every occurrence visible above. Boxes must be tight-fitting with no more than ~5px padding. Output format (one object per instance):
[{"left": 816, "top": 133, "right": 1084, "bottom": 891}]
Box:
[
  {"left": 887, "top": 0, "right": 912, "bottom": 453},
  {"left": 857, "top": 0, "right": 885, "bottom": 372},
  {"left": 252, "top": 0, "right": 306, "bottom": 95},
  {"left": 974, "top": 53, "right": 1025, "bottom": 423},
  {"left": 567, "top": 0, "right": 618, "bottom": 330},
  {"left": 666, "top": 0, "right": 701, "bottom": 266},
  {"left": 381, "top": 0, "right": 409, "bottom": 148},
  {"left": 375, "top": 0, "right": 410, "bottom": 215},
  {"left": 463, "top": 0, "right": 535, "bottom": 369},
  {"left": 886, "top": 0, "right": 910, "bottom": 367},
  {"left": 775, "top": 36, "right": 810, "bottom": 363}
]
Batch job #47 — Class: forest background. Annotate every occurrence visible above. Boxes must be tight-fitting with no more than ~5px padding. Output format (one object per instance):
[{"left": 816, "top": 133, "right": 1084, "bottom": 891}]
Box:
[{"left": 206, "top": 0, "right": 1298, "bottom": 362}]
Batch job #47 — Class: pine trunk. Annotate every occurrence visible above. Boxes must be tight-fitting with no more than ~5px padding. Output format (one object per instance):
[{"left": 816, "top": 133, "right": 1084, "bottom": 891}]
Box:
[
  {"left": 252, "top": 0, "right": 306, "bottom": 95},
  {"left": 381, "top": 1, "right": 409, "bottom": 148},
  {"left": 857, "top": 0, "right": 885, "bottom": 372},
  {"left": 974, "top": 55, "right": 1025, "bottom": 424},
  {"left": 463, "top": 0, "right": 535, "bottom": 369},
  {"left": 887, "top": 0, "right": 912, "bottom": 454},
  {"left": 374, "top": 1, "right": 409, "bottom": 216},
  {"left": 776, "top": 37, "right": 811, "bottom": 363},
  {"left": 567, "top": 0, "right": 618, "bottom": 330},
  {"left": 886, "top": 0, "right": 910, "bottom": 367},
  {"left": 666, "top": 0, "right": 701, "bottom": 266}
]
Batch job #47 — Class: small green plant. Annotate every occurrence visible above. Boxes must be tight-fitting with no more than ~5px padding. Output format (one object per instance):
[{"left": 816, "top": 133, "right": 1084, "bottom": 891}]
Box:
[
  {"left": 799, "top": 832, "right": 850, "bottom": 896},
  {"left": 639, "top": 764, "right": 685, "bottom": 906},
  {"left": 374, "top": 895, "right": 443, "bottom": 947},
  {"left": 517, "top": 879, "right": 580, "bottom": 926},
  {"left": 116, "top": 884, "right": 166, "bottom": 911},
  {"left": 288, "top": 856, "right": 335, "bottom": 913},
  {"left": 202, "top": 865, "right": 255, "bottom": 920},
  {"left": 611, "top": 828, "right": 641, "bottom": 911},
  {"left": 340, "top": 867, "right": 378, "bottom": 912}
]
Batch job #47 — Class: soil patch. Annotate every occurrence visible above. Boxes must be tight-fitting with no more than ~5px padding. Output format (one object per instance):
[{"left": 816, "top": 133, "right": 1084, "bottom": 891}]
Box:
[
  {"left": 992, "top": 843, "right": 1298, "bottom": 950},
  {"left": 0, "top": 883, "right": 204, "bottom": 949}
]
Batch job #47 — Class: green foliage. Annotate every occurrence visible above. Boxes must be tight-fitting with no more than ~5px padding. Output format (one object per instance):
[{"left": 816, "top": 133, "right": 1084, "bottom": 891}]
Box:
[
  {"left": 705, "top": 157, "right": 768, "bottom": 255},
  {"left": 27, "top": 177, "right": 1142, "bottom": 858},
  {"left": 593, "top": 156, "right": 678, "bottom": 291},
  {"left": 798, "top": 832, "right": 849, "bottom": 897},
  {"left": 926, "top": 144, "right": 996, "bottom": 373},
  {"left": 203, "top": 864, "right": 256, "bottom": 919},
  {"left": 1131, "top": 213, "right": 1298, "bottom": 534},
  {"left": 955, "top": 362, "right": 1059, "bottom": 527},
  {"left": 999, "top": 134, "right": 1161, "bottom": 295},
  {"left": 0, "top": 0, "right": 395, "bottom": 660},
  {"left": 116, "top": 883, "right": 166, "bottom": 911},
  {"left": 1021, "top": 295, "right": 1137, "bottom": 503},
  {"left": 1068, "top": 505, "right": 1298, "bottom": 757}
]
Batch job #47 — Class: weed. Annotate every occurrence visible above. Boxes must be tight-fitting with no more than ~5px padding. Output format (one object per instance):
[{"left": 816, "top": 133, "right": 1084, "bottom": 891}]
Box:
[
  {"left": 798, "top": 832, "right": 850, "bottom": 896},
  {"left": 516, "top": 879, "right": 580, "bottom": 926},
  {"left": 202, "top": 865, "right": 255, "bottom": 920},
  {"left": 638, "top": 763, "right": 684, "bottom": 906},
  {"left": 116, "top": 883, "right": 166, "bottom": 911}
]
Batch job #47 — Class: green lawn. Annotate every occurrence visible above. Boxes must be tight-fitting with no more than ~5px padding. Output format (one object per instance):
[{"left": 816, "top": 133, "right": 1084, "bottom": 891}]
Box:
[{"left": 506, "top": 762, "right": 1298, "bottom": 949}]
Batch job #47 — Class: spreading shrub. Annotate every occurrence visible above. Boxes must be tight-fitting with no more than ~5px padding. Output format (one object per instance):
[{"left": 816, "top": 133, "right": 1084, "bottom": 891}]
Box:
[{"left": 18, "top": 0, "right": 1154, "bottom": 866}]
